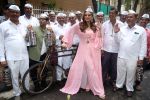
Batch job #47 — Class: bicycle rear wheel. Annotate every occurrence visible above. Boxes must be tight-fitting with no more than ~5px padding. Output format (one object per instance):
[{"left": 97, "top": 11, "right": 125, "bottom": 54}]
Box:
[{"left": 22, "top": 62, "right": 54, "bottom": 95}]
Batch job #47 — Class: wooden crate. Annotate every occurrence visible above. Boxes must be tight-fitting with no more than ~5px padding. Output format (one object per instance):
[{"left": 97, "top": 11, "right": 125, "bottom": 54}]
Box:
[{"left": 0, "top": 64, "right": 4, "bottom": 82}]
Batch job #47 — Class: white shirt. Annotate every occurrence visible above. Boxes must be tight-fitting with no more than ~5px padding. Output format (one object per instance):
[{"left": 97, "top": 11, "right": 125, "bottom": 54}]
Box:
[
  {"left": 41, "top": 38, "right": 47, "bottom": 55},
  {"left": 0, "top": 20, "right": 29, "bottom": 61},
  {"left": 102, "top": 20, "right": 124, "bottom": 53},
  {"left": 19, "top": 15, "right": 39, "bottom": 28},
  {"left": 0, "top": 16, "right": 6, "bottom": 23},
  {"left": 76, "top": 19, "right": 82, "bottom": 23},
  {"left": 51, "top": 23, "right": 67, "bottom": 46},
  {"left": 49, "top": 21, "right": 57, "bottom": 26},
  {"left": 116, "top": 24, "right": 147, "bottom": 60},
  {"left": 19, "top": 15, "right": 39, "bottom": 46},
  {"left": 123, "top": 21, "right": 128, "bottom": 26},
  {"left": 146, "top": 23, "right": 150, "bottom": 29}
]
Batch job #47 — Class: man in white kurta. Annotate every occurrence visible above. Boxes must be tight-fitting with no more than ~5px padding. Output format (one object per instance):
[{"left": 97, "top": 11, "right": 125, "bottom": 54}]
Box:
[
  {"left": 19, "top": 3, "right": 39, "bottom": 27},
  {"left": 19, "top": 3, "right": 39, "bottom": 46},
  {"left": 48, "top": 11, "right": 57, "bottom": 26},
  {"left": 102, "top": 7, "right": 124, "bottom": 86},
  {"left": 51, "top": 13, "right": 70, "bottom": 81},
  {"left": 66, "top": 12, "right": 80, "bottom": 45},
  {"left": 0, "top": 5, "right": 29, "bottom": 97},
  {"left": 114, "top": 10, "right": 147, "bottom": 97}
]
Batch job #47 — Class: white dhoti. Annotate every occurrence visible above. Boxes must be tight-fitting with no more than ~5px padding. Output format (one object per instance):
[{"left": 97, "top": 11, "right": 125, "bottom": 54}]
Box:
[
  {"left": 56, "top": 48, "right": 72, "bottom": 81},
  {"left": 116, "top": 57, "right": 137, "bottom": 91},
  {"left": 7, "top": 59, "right": 29, "bottom": 96}
]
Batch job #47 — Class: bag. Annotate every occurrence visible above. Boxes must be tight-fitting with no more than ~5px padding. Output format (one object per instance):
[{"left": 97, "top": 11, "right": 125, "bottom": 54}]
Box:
[
  {"left": 136, "top": 65, "right": 144, "bottom": 82},
  {"left": 0, "top": 66, "right": 12, "bottom": 92}
]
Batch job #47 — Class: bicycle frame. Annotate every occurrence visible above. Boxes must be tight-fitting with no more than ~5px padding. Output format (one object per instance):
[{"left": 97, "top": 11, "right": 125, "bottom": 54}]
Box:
[{"left": 39, "top": 45, "right": 78, "bottom": 81}]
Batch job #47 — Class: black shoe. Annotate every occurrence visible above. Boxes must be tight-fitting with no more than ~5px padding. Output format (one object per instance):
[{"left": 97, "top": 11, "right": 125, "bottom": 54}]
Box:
[
  {"left": 8, "top": 96, "right": 21, "bottom": 100},
  {"left": 113, "top": 86, "right": 118, "bottom": 92},
  {"left": 113, "top": 86, "right": 123, "bottom": 92},
  {"left": 112, "top": 81, "right": 116, "bottom": 87},
  {"left": 126, "top": 91, "right": 133, "bottom": 97},
  {"left": 78, "top": 88, "right": 86, "bottom": 93},
  {"left": 14, "top": 96, "right": 21, "bottom": 100},
  {"left": 55, "top": 81, "right": 64, "bottom": 87}
]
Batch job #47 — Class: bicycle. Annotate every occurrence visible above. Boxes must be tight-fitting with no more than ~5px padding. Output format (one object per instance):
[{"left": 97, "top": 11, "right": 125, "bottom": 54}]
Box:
[{"left": 22, "top": 44, "right": 78, "bottom": 95}]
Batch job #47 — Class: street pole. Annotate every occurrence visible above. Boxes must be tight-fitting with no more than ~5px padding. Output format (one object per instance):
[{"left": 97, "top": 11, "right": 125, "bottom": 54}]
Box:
[{"left": 96, "top": 0, "right": 99, "bottom": 12}]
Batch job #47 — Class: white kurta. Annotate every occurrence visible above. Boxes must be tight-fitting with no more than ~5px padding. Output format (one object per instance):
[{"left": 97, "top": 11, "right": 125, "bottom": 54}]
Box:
[
  {"left": 116, "top": 25, "right": 147, "bottom": 60},
  {"left": 52, "top": 23, "right": 71, "bottom": 81},
  {"left": 0, "top": 20, "right": 29, "bottom": 96},
  {"left": 115, "top": 24, "right": 147, "bottom": 91},
  {"left": 0, "top": 16, "right": 6, "bottom": 23},
  {"left": 102, "top": 20, "right": 124, "bottom": 53},
  {"left": 19, "top": 15, "right": 39, "bottom": 46},
  {"left": 19, "top": 15, "right": 39, "bottom": 28},
  {"left": 0, "top": 20, "right": 29, "bottom": 61}
]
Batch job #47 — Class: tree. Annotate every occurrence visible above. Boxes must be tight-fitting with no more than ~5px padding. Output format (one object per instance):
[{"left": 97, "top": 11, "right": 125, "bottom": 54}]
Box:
[
  {"left": 142, "top": 0, "right": 150, "bottom": 13},
  {"left": 117, "top": 0, "right": 122, "bottom": 12},
  {"left": 133, "top": 0, "right": 139, "bottom": 11},
  {"left": 125, "top": 0, "right": 131, "bottom": 10},
  {"left": 138, "top": 0, "right": 150, "bottom": 19},
  {"left": 92, "top": 0, "right": 97, "bottom": 13}
]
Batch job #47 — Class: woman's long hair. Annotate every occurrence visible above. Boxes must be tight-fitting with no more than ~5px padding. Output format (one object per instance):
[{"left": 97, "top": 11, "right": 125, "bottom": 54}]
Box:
[{"left": 79, "top": 11, "right": 97, "bottom": 33}]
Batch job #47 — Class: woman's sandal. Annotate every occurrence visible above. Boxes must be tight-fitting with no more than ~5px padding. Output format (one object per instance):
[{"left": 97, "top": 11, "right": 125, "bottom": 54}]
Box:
[
  {"left": 98, "top": 95, "right": 105, "bottom": 100},
  {"left": 67, "top": 94, "right": 71, "bottom": 100},
  {"left": 86, "top": 89, "right": 90, "bottom": 92}
]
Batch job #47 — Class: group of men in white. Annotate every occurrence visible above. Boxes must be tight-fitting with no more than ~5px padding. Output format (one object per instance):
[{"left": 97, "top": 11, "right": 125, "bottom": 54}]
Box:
[
  {"left": 0, "top": 2, "right": 150, "bottom": 99},
  {"left": 102, "top": 7, "right": 149, "bottom": 97}
]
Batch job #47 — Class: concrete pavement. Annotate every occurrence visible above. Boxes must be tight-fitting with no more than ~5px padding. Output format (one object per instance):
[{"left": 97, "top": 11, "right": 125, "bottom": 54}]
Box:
[{"left": 0, "top": 70, "right": 150, "bottom": 100}]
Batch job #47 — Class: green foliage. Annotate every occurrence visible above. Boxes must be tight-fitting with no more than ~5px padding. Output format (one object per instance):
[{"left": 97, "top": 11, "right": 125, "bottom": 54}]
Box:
[
  {"left": 144, "top": 0, "right": 150, "bottom": 10},
  {"left": 48, "top": 2, "right": 56, "bottom": 9},
  {"left": 125, "top": 0, "right": 131, "bottom": 10}
]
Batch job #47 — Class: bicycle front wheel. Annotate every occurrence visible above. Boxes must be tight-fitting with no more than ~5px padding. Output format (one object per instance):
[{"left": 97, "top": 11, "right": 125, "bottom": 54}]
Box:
[{"left": 22, "top": 62, "right": 54, "bottom": 95}]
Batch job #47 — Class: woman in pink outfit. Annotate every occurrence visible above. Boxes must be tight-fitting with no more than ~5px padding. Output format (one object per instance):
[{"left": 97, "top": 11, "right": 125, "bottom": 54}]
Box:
[{"left": 60, "top": 7, "right": 105, "bottom": 99}]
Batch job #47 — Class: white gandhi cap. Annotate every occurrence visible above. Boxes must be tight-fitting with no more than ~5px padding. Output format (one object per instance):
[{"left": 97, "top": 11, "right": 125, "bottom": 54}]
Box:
[
  {"left": 142, "top": 14, "right": 149, "bottom": 19},
  {"left": 49, "top": 11, "right": 55, "bottom": 15},
  {"left": 128, "top": 10, "right": 136, "bottom": 14},
  {"left": 25, "top": 3, "right": 33, "bottom": 9},
  {"left": 121, "top": 11, "right": 128, "bottom": 15},
  {"left": 97, "top": 11, "right": 104, "bottom": 15},
  {"left": 9, "top": 5, "right": 20, "bottom": 12},
  {"left": 40, "top": 13, "right": 48, "bottom": 19},
  {"left": 76, "top": 11, "right": 82, "bottom": 14},
  {"left": 69, "top": 12, "right": 76, "bottom": 17},
  {"left": 57, "top": 13, "right": 64, "bottom": 17}
]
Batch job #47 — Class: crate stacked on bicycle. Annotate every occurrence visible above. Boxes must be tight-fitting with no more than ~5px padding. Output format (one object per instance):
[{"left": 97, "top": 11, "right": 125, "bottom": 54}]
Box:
[{"left": 0, "top": 65, "right": 12, "bottom": 92}]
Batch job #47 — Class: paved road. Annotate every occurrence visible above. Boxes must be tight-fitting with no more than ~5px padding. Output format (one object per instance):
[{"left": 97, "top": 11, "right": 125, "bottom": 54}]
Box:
[{"left": 1, "top": 70, "right": 150, "bottom": 100}]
